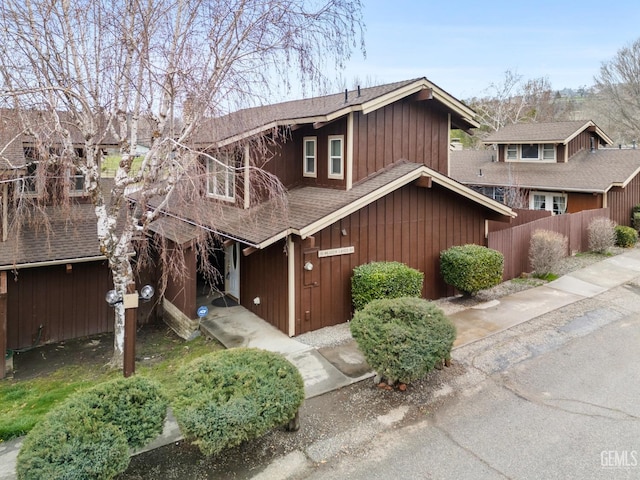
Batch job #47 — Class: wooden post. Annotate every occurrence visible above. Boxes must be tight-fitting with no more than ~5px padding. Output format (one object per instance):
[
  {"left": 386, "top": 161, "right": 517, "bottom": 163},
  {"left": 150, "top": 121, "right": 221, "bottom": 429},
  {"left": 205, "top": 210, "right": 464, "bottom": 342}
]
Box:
[
  {"left": 123, "top": 283, "right": 137, "bottom": 377},
  {"left": 0, "top": 272, "right": 7, "bottom": 379}
]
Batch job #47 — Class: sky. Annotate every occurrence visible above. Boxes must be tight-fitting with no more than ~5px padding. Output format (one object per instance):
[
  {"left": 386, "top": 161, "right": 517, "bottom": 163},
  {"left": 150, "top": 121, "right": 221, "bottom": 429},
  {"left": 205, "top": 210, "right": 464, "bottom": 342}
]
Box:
[{"left": 337, "top": 0, "right": 640, "bottom": 101}]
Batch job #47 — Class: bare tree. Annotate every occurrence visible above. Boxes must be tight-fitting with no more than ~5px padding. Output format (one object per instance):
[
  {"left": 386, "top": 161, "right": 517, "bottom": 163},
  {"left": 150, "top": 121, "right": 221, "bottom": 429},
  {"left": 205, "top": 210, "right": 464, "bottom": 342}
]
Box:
[
  {"left": 0, "top": 0, "right": 364, "bottom": 366},
  {"left": 468, "top": 70, "right": 565, "bottom": 139},
  {"left": 594, "top": 38, "right": 640, "bottom": 143}
]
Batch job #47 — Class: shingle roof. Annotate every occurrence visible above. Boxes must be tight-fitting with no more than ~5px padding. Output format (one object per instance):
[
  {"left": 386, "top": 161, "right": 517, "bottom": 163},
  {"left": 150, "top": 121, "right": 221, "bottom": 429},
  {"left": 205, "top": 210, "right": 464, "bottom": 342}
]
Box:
[
  {"left": 0, "top": 180, "right": 118, "bottom": 269},
  {"left": 450, "top": 148, "right": 640, "bottom": 192},
  {"left": 151, "top": 161, "right": 514, "bottom": 248},
  {"left": 193, "top": 78, "right": 478, "bottom": 147},
  {"left": 482, "top": 120, "right": 612, "bottom": 145}
]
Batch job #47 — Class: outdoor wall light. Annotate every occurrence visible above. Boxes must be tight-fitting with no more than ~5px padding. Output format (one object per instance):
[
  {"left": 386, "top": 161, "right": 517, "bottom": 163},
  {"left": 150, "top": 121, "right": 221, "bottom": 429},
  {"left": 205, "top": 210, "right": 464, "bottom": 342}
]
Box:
[
  {"left": 105, "top": 284, "right": 155, "bottom": 307},
  {"left": 304, "top": 261, "right": 314, "bottom": 271}
]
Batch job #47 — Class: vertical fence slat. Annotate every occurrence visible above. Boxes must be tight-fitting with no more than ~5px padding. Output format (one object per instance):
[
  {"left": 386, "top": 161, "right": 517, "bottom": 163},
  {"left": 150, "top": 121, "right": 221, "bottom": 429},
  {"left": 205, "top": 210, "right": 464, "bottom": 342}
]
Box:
[{"left": 488, "top": 208, "right": 610, "bottom": 281}]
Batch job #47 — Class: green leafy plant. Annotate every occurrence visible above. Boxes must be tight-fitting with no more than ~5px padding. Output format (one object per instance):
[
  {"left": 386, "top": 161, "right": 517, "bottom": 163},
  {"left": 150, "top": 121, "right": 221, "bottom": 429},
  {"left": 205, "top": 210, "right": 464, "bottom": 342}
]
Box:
[
  {"left": 75, "top": 376, "right": 168, "bottom": 449},
  {"left": 614, "top": 225, "right": 638, "bottom": 248},
  {"left": 529, "top": 229, "right": 568, "bottom": 277},
  {"left": 588, "top": 217, "right": 616, "bottom": 253},
  {"left": 16, "top": 376, "right": 167, "bottom": 480},
  {"left": 350, "top": 297, "right": 456, "bottom": 385},
  {"left": 171, "top": 348, "right": 304, "bottom": 456},
  {"left": 351, "top": 261, "right": 424, "bottom": 311},
  {"left": 440, "top": 244, "right": 503, "bottom": 295},
  {"left": 16, "top": 402, "right": 130, "bottom": 480},
  {"left": 632, "top": 204, "right": 640, "bottom": 231}
]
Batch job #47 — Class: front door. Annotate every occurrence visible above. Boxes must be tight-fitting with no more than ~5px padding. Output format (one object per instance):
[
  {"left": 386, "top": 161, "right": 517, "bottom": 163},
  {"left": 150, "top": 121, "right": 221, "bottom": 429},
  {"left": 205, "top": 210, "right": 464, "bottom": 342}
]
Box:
[{"left": 225, "top": 243, "right": 240, "bottom": 300}]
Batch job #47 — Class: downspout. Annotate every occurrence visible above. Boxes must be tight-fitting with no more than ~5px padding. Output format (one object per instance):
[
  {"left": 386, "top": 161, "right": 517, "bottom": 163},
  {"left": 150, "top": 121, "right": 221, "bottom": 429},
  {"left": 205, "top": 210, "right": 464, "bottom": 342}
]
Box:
[
  {"left": 287, "top": 235, "right": 296, "bottom": 337},
  {"left": 346, "top": 112, "right": 354, "bottom": 190},
  {"left": 243, "top": 144, "right": 250, "bottom": 210},
  {"left": 2, "top": 183, "right": 7, "bottom": 242},
  {"left": 447, "top": 113, "right": 451, "bottom": 175}
]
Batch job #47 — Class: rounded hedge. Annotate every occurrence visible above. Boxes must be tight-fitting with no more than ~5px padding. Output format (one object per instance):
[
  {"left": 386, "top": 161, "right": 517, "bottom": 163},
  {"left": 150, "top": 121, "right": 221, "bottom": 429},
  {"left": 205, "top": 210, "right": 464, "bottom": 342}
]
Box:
[
  {"left": 16, "top": 376, "right": 167, "bottom": 480},
  {"left": 16, "top": 403, "right": 130, "bottom": 480},
  {"left": 351, "top": 261, "right": 424, "bottom": 311},
  {"left": 76, "top": 376, "right": 168, "bottom": 449},
  {"left": 350, "top": 297, "right": 456, "bottom": 385},
  {"left": 171, "top": 348, "right": 305, "bottom": 456},
  {"left": 614, "top": 225, "right": 638, "bottom": 248},
  {"left": 440, "top": 244, "right": 503, "bottom": 295}
]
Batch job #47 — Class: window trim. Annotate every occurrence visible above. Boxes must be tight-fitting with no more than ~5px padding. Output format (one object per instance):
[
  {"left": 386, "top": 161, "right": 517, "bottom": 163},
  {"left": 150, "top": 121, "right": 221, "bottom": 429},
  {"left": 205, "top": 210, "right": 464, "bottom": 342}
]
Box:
[
  {"left": 207, "top": 153, "right": 236, "bottom": 202},
  {"left": 327, "top": 135, "right": 344, "bottom": 180},
  {"left": 303, "top": 136, "right": 317, "bottom": 178},
  {"left": 506, "top": 143, "right": 556, "bottom": 162},
  {"left": 530, "top": 191, "right": 567, "bottom": 214}
]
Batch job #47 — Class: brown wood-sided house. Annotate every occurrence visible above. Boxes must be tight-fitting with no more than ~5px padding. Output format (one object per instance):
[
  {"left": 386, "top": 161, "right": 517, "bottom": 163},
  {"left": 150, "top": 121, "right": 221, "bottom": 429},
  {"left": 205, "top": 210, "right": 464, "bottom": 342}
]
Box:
[
  {"left": 450, "top": 120, "right": 640, "bottom": 226},
  {"left": 0, "top": 110, "right": 146, "bottom": 378},
  {"left": 152, "top": 78, "right": 516, "bottom": 338}
]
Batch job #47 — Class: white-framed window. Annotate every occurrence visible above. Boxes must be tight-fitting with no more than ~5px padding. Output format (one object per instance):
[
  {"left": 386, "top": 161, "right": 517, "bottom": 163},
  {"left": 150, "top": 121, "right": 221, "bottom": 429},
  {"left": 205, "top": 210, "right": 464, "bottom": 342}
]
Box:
[
  {"left": 68, "top": 170, "right": 85, "bottom": 196},
  {"left": 506, "top": 144, "right": 556, "bottom": 162},
  {"left": 530, "top": 191, "right": 567, "bottom": 215},
  {"left": 207, "top": 153, "right": 235, "bottom": 201},
  {"left": 303, "top": 137, "right": 317, "bottom": 178},
  {"left": 328, "top": 135, "right": 344, "bottom": 179}
]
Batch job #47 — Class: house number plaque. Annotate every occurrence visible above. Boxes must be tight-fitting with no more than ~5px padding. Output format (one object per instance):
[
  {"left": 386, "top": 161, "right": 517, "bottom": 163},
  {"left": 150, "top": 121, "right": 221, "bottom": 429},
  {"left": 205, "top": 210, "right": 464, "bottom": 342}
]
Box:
[{"left": 318, "top": 246, "right": 355, "bottom": 258}]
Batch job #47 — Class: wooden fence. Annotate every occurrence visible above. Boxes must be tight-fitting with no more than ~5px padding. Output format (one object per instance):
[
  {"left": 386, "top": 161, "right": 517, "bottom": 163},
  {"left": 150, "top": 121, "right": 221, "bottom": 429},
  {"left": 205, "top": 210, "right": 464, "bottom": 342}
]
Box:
[{"left": 488, "top": 208, "right": 610, "bottom": 281}]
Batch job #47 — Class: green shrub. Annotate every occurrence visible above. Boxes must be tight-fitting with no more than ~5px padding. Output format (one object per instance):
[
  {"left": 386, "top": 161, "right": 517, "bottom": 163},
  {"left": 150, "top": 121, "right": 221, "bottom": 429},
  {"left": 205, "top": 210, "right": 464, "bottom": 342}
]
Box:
[
  {"left": 350, "top": 297, "right": 456, "bottom": 385},
  {"left": 351, "top": 261, "right": 424, "bottom": 311},
  {"left": 172, "top": 348, "right": 304, "bottom": 456},
  {"left": 632, "top": 204, "right": 640, "bottom": 230},
  {"left": 615, "top": 225, "right": 638, "bottom": 248},
  {"left": 17, "top": 402, "right": 130, "bottom": 480},
  {"left": 16, "top": 376, "right": 167, "bottom": 480},
  {"left": 588, "top": 217, "right": 616, "bottom": 253},
  {"left": 440, "top": 244, "right": 503, "bottom": 295},
  {"left": 529, "top": 229, "right": 568, "bottom": 276},
  {"left": 77, "top": 376, "right": 168, "bottom": 449}
]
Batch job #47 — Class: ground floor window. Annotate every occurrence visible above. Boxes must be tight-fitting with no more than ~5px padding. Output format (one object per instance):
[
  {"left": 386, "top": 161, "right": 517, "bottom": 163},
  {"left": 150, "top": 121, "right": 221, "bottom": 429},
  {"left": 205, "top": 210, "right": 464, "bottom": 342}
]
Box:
[{"left": 530, "top": 191, "right": 567, "bottom": 214}]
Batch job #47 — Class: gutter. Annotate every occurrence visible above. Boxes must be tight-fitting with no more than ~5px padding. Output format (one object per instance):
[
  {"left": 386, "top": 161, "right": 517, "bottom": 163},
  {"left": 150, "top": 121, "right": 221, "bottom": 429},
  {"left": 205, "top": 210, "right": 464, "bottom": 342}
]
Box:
[{"left": 0, "top": 255, "right": 107, "bottom": 271}]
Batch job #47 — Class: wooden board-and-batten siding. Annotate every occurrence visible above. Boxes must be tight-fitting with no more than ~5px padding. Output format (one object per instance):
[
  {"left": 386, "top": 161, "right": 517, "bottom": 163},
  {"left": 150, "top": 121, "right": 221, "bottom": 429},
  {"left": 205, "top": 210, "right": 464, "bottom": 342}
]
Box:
[{"left": 239, "top": 181, "right": 489, "bottom": 336}]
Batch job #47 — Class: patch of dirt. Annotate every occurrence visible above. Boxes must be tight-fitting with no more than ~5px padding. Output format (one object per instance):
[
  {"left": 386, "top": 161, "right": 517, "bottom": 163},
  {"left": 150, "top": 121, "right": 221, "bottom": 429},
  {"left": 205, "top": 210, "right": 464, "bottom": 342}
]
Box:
[{"left": 8, "top": 323, "right": 181, "bottom": 381}]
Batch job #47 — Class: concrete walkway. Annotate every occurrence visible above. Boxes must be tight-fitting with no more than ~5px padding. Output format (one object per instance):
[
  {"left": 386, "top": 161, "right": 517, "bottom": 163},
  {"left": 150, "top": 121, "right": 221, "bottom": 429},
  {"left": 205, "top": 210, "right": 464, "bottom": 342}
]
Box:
[{"left": 3, "top": 248, "right": 640, "bottom": 479}]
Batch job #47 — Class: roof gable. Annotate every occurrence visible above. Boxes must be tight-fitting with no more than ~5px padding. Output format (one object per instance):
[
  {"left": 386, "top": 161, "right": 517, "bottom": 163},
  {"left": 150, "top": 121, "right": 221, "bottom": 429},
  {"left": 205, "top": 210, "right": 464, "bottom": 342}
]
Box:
[
  {"left": 482, "top": 120, "right": 613, "bottom": 146},
  {"left": 194, "top": 78, "right": 479, "bottom": 148}
]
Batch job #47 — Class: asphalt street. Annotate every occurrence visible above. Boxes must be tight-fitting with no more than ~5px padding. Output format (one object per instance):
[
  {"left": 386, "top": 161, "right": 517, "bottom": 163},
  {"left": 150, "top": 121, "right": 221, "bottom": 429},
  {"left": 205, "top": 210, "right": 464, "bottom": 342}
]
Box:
[{"left": 297, "top": 294, "right": 640, "bottom": 480}]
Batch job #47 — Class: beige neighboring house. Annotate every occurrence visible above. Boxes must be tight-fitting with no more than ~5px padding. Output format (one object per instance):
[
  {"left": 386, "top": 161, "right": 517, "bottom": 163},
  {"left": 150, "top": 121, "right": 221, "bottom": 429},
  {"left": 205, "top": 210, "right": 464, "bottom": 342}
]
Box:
[{"left": 450, "top": 120, "right": 640, "bottom": 226}]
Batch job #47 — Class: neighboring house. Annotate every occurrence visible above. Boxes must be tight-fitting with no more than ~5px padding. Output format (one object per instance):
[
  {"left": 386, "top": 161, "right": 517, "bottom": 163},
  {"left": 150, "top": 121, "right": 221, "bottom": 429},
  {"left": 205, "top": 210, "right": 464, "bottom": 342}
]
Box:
[
  {"left": 450, "top": 120, "right": 640, "bottom": 226},
  {"left": 0, "top": 110, "right": 152, "bottom": 378},
  {"left": 150, "top": 78, "right": 516, "bottom": 338}
]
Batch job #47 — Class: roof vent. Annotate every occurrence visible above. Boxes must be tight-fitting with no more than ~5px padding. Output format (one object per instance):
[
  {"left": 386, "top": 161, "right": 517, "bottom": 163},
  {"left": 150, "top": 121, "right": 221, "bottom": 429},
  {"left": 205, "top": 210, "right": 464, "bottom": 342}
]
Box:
[
  {"left": 344, "top": 89, "right": 348, "bottom": 103},
  {"left": 478, "top": 168, "right": 483, "bottom": 177},
  {"left": 357, "top": 85, "right": 361, "bottom": 97}
]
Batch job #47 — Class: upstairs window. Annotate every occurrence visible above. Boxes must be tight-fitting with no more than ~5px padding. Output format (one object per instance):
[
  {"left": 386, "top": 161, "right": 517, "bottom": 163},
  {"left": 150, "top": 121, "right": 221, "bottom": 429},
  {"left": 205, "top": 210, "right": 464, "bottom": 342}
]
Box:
[
  {"left": 207, "top": 153, "right": 235, "bottom": 201},
  {"left": 303, "top": 137, "right": 317, "bottom": 178},
  {"left": 328, "top": 135, "right": 344, "bottom": 180},
  {"left": 506, "top": 144, "right": 556, "bottom": 162}
]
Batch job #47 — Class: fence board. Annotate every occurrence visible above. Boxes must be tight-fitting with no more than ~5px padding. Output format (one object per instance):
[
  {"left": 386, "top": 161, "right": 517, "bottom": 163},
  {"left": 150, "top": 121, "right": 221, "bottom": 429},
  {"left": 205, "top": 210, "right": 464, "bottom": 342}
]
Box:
[{"left": 488, "top": 208, "right": 610, "bottom": 280}]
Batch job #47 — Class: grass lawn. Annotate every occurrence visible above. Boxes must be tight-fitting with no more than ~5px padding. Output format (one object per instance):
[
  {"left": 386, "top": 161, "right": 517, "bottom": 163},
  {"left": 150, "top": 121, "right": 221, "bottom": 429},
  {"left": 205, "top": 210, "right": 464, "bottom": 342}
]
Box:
[
  {"left": 101, "top": 154, "right": 143, "bottom": 177},
  {"left": 0, "top": 325, "right": 223, "bottom": 442}
]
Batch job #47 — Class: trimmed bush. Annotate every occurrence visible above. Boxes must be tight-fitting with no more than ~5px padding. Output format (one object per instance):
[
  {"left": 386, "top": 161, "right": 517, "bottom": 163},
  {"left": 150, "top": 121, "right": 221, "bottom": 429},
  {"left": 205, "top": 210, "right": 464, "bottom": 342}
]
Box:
[
  {"left": 16, "top": 376, "right": 167, "bottom": 480},
  {"left": 615, "top": 225, "right": 638, "bottom": 248},
  {"left": 529, "top": 229, "right": 568, "bottom": 276},
  {"left": 351, "top": 261, "right": 424, "bottom": 311},
  {"left": 440, "top": 244, "right": 503, "bottom": 295},
  {"left": 350, "top": 297, "right": 456, "bottom": 385},
  {"left": 17, "top": 402, "right": 130, "bottom": 480},
  {"left": 588, "top": 217, "right": 616, "bottom": 253},
  {"left": 172, "top": 348, "right": 304, "bottom": 456},
  {"left": 632, "top": 204, "right": 640, "bottom": 231},
  {"left": 76, "top": 376, "right": 168, "bottom": 449}
]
